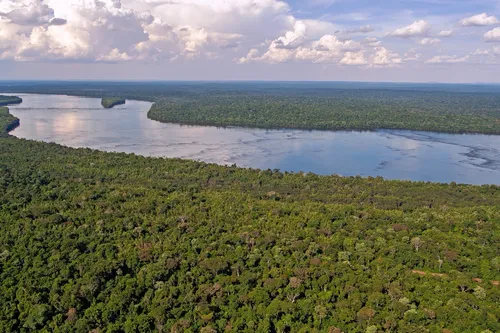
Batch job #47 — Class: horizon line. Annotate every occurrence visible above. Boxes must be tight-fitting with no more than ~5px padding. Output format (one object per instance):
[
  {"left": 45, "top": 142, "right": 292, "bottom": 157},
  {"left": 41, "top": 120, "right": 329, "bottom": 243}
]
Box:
[{"left": 1, "top": 79, "right": 500, "bottom": 85}]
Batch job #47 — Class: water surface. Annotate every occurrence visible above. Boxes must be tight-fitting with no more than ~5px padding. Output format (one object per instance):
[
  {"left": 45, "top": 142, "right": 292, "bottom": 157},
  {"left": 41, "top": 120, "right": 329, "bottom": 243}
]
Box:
[{"left": 8, "top": 93, "right": 500, "bottom": 185}]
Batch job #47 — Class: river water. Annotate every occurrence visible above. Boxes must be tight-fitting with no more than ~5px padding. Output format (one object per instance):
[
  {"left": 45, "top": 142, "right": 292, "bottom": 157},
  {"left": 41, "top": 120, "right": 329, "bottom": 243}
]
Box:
[{"left": 7, "top": 93, "right": 500, "bottom": 185}]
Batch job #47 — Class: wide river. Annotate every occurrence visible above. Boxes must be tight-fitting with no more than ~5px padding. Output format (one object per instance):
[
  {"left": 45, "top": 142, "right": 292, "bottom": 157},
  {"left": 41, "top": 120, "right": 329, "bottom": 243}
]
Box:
[{"left": 7, "top": 93, "right": 500, "bottom": 185}]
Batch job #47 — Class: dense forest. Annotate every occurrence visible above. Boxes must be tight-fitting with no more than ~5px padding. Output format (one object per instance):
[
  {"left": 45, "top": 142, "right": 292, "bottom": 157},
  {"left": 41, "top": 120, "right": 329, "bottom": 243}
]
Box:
[
  {"left": 0, "top": 106, "right": 20, "bottom": 135},
  {"left": 102, "top": 98, "right": 126, "bottom": 109},
  {"left": 0, "top": 96, "right": 22, "bottom": 107},
  {"left": 1, "top": 81, "right": 500, "bottom": 134},
  {"left": 147, "top": 93, "right": 500, "bottom": 134},
  {"left": 0, "top": 98, "right": 499, "bottom": 332}
]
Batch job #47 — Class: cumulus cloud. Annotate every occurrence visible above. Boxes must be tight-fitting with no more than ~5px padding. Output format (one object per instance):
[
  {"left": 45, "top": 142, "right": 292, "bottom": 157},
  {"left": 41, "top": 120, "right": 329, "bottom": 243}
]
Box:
[
  {"left": 0, "top": 0, "right": 163, "bottom": 61},
  {"left": 0, "top": 1, "right": 55, "bottom": 26},
  {"left": 340, "top": 51, "right": 367, "bottom": 65},
  {"left": 472, "top": 49, "right": 489, "bottom": 56},
  {"left": 494, "top": 46, "right": 500, "bottom": 56},
  {"left": 388, "top": 20, "right": 430, "bottom": 38},
  {"left": 485, "top": 28, "right": 500, "bottom": 42},
  {"left": 238, "top": 20, "right": 363, "bottom": 64},
  {"left": 273, "top": 21, "right": 308, "bottom": 49},
  {"left": 418, "top": 38, "right": 440, "bottom": 46},
  {"left": 438, "top": 30, "right": 453, "bottom": 37},
  {"left": 0, "top": 0, "right": 291, "bottom": 62},
  {"left": 0, "top": 0, "right": 494, "bottom": 71},
  {"left": 363, "top": 37, "right": 381, "bottom": 47},
  {"left": 371, "top": 47, "right": 402, "bottom": 66},
  {"left": 404, "top": 48, "right": 422, "bottom": 61},
  {"left": 460, "top": 13, "right": 498, "bottom": 27},
  {"left": 426, "top": 55, "right": 470, "bottom": 64}
]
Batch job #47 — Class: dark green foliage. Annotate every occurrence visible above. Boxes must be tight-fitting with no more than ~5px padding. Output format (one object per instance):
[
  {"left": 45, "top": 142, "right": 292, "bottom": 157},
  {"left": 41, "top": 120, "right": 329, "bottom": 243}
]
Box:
[
  {"left": 101, "top": 98, "right": 126, "bottom": 109},
  {"left": 0, "top": 105, "right": 499, "bottom": 332},
  {"left": 0, "top": 107, "right": 19, "bottom": 136},
  {"left": 0, "top": 95, "right": 22, "bottom": 107},
  {"left": 147, "top": 92, "right": 500, "bottom": 134},
  {"left": 2, "top": 81, "right": 500, "bottom": 134}
]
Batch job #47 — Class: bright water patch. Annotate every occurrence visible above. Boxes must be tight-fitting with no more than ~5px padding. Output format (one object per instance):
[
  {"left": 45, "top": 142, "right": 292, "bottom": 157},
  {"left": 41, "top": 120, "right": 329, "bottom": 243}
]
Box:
[{"left": 8, "top": 93, "right": 500, "bottom": 185}]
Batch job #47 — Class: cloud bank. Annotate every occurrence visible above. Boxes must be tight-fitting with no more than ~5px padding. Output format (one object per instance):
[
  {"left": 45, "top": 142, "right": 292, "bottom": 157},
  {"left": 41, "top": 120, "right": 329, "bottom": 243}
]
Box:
[{"left": 0, "top": 0, "right": 499, "bottom": 78}]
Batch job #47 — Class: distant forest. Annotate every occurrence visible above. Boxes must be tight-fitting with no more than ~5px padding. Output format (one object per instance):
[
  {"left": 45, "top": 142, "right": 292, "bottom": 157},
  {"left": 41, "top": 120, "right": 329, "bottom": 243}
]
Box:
[
  {"left": 1, "top": 81, "right": 500, "bottom": 134},
  {"left": 0, "top": 91, "right": 499, "bottom": 332}
]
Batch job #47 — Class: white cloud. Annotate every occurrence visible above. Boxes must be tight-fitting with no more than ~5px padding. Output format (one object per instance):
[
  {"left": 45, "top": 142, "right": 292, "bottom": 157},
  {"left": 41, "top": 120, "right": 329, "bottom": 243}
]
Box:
[
  {"left": 0, "top": 0, "right": 162, "bottom": 61},
  {"left": 485, "top": 28, "right": 500, "bottom": 42},
  {"left": 0, "top": 0, "right": 292, "bottom": 62},
  {"left": 388, "top": 20, "right": 430, "bottom": 38},
  {"left": 426, "top": 55, "right": 470, "bottom": 64},
  {"left": 340, "top": 25, "right": 374, "bottom": 34},
  {"left": 363, "top": 37, "right": 381, "bottom": 47},
  {"left": 404, "top": 48, "right": 422, "bottom": 61},
  {"left": 239, "top": 20, "right": 362, "bottom": 64},
  {"left": 0, "top": 1, "right": 56, "bottom": 26},
  {"left": 273, "top": 21, "right": 308, "bottom": 49},
  {"left": 371, "top": 47, "right": 402, "bottom": 66},
  {"left": 494, "top": 46, "right": 500, "bottom": 56},
  {"left": 340, "top": 51, "right": 367, "bottom": 65},
  {"left": 418, "top": 38, "right": 440, "bottom": 46},
  {"left": 97, "top": 49, "right": 134, "bottom": 62},
  {"left": 460, "top": 13, "right": 498, "bottom": 27},
  {"left": 313, "top": 34, "right": 362, "bottom": 52},
  {"left": 135, "top": 0, "right": 290, "bottom": 37},
  {"left": 438, "top": 30, "right": 453, "bottom": 37},
  {"left": 472, "top": 49, "right": 489, "bottom": 56},
  {"left": 0, "top": 0, "right": 496, "bottom": 73}
]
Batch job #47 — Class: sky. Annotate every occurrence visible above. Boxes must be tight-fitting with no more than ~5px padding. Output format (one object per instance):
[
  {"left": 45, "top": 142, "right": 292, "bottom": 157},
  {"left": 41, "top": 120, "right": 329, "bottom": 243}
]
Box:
[{"left": 0, "top": 0, "right": 500, "bottom": 82}]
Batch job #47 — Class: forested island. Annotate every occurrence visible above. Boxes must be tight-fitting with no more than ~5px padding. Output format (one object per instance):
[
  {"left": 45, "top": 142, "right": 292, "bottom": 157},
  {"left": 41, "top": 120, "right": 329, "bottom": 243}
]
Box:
[
  {"left": 0, "top": 96, "right": 499, "bottom": 332},
  {"left": 101, "top": 97, "right": 126, "bottom": 109},
  {"left": 0, "top": 95, "right": 22, "bottom": 107},
  {"left": 1, "top": 81, "right": 500, "bottom": 134}
]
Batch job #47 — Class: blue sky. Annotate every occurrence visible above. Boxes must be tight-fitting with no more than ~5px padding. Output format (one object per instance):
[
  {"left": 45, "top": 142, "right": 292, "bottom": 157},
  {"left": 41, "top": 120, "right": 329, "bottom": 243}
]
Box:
[{"left": 0, "top": 0, "right": 499, "bottom": 82}]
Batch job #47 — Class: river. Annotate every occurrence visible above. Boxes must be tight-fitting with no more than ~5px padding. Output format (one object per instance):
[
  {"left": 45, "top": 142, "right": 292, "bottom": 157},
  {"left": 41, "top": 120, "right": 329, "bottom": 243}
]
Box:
[{"left": 7, "top": 93, "right": 500, "bottom": 185}]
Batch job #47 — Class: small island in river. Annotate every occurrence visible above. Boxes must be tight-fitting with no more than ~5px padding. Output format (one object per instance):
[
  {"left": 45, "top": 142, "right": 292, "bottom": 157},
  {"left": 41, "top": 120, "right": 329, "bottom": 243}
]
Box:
[{"left": 101, "top": 97, "right": 125, "bottom": 109}]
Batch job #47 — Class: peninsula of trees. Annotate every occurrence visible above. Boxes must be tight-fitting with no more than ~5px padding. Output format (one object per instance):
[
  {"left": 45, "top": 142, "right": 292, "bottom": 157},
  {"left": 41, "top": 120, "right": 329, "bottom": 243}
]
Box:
[
  {"left": 0, "top": 95, "right": 22, "bottom": 107},
  {"left": 101, "top": 97, "right": 126, "bottom": 109},
  {"left": 0, "top": 106, "right": 19, "bottom": 135},
  {"left": 1, "top": 81, "right": 500, "bottom": 134},
  {"left": 0, "top": 95, "right": 499, "bottom": 332}
]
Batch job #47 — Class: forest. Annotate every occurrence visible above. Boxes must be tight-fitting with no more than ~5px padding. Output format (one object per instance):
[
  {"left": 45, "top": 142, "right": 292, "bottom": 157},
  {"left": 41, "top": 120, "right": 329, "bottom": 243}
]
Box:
[
  {"left": 0, "top": 96, "right": 499, "bottom": 332},
  {"left": 102, "top": 98, "right": 126, "bottom": 109},
  {"left": 147, "top": 93, "right": 500, "bottom": 134},
  {"left": 0, "top": 106, "right": 20, "bottom": 135},
  {"left": 0, "top": 96, "right": 22, "bottom": 107},
  {"left": 1, "top": 81, "right": 500, "bottom": 134}
]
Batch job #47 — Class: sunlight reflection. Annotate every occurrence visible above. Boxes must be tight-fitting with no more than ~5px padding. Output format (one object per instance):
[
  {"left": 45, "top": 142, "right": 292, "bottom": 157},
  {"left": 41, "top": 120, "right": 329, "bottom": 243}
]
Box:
[{"left": 53, "top": 111, "right": 79, "bottom": 136}]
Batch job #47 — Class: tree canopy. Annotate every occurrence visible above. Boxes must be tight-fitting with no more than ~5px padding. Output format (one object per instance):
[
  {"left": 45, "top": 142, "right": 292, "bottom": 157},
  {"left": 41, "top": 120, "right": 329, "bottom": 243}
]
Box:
[
  {"left": 101, "top": 98, "right": 126, "bottom": 109},
  {"left": 0, "top": 101, "right": 499, "bottom": 332}
]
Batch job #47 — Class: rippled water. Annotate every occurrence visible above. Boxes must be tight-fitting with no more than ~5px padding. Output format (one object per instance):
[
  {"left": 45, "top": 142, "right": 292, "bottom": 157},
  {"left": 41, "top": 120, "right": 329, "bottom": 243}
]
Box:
[{"left": 7, "top": 93, "right": 500, "bottom": 185}]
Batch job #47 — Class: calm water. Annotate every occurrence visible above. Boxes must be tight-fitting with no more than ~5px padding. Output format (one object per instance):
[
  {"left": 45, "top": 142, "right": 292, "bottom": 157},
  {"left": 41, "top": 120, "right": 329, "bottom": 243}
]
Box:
[{"left": 7, "top": 93, "right": 500, "bottom": 185}]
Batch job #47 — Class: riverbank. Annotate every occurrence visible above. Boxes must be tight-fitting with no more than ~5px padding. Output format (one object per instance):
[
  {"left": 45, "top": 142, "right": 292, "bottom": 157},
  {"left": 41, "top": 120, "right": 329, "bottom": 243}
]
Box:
[
  {"left": 0, "top": 95, "right": 22, "bottom": 107},
  {"left": 1, "top": 112, "right": 500, "bottom": 332},
  {"left": 0, "top": 106, "right": 19, "bottom": 136},
  {"left": 2, "top": 81, "right": 500, "bottom": 135},
  {"left": 7, "top": 93, "right": 500, "bottom": 185}
]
